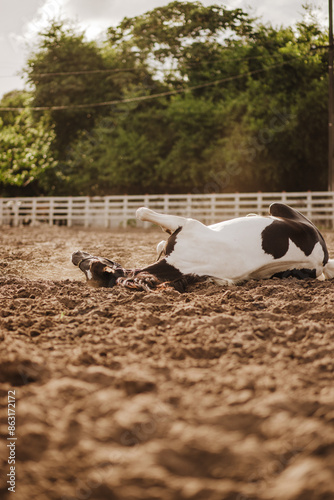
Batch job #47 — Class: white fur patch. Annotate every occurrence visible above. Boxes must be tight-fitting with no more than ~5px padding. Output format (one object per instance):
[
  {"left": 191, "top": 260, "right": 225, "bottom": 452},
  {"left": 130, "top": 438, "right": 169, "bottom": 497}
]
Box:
[{"left": 165, "top": 217, "right": 326, "bottom": 283}]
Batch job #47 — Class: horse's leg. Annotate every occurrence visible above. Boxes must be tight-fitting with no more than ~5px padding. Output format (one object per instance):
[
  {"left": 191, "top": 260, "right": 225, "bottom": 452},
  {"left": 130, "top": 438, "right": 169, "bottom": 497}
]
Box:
[{"left": 136, "top": 207, "right": 189, "bottom": 234}]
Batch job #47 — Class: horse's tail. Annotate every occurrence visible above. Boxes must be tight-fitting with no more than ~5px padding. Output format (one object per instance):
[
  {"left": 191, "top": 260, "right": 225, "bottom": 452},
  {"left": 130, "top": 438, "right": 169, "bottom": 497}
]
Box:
[{"left": 322, "top": 259, "right": 334, "bottom": 280}]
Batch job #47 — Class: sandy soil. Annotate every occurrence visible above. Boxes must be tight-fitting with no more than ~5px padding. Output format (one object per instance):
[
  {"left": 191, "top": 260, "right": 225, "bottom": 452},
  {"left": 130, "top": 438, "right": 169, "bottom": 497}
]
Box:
[{"left": 0, "top": 225, "right": 334, "bottom": 500}]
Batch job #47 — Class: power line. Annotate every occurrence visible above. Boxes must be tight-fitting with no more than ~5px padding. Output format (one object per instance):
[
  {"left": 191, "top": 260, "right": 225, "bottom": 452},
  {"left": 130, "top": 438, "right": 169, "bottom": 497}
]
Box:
[
  {"left": 182, "top": 52, "right": 296, "bottom": 66},
  {"left": 30, "top": 68, "right": 139, "bottom": 77},
  {"left": 27, "top": 54, "right": 290, "bottom": 75},
  {"left": 0, "top": 68, "right": 141, "bottom": 79},
  {"left": 0, "top": 59, "right": 296, "bottom": 112},
  {"left": 0, "top": 51, "right": 305, "bottom": 79}
]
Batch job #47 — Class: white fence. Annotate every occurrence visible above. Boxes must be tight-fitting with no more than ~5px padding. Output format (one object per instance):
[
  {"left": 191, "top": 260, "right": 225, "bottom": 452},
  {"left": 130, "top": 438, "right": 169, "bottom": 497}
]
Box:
[{"left": 1, "top": 192, "right": 334, "bottom": 228}]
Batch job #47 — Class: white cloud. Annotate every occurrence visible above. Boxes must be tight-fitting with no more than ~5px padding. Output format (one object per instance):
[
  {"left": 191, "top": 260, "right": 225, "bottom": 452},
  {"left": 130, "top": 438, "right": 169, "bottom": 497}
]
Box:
[
  {"left": 22, "top": 0, "right": 65, "bottom": 39},
  {"left": 0, "top": 0, "right": 329, "bottom": 99}
]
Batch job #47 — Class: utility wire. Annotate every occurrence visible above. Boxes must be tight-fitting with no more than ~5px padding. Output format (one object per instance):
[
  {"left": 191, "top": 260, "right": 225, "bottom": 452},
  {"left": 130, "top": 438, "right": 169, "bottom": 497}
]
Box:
[
  {"left": 28, "top": 68, "right": 140, "bottom": 77},
  {"left": 0, "top": 59, "right": 296, "bottom": 112},
  {"left": 28, "top": 54, "right": 288, "bottom": 76},
  {"left": 0, "top": 68, "right": 144, "bottom": 79},
  {"left": 0, "top": 51, "right": 304, "bottom": 79}
]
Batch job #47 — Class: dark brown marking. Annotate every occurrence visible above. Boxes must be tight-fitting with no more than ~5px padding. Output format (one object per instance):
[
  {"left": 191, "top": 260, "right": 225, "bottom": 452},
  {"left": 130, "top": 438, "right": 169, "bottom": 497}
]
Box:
[
  {"left": 141, "top": 226, "right": 184, "bottom": 288},
  {"left": 262, "top": 204, "right": 328, "bottom": 265},
  {"left": 139, "top": 259, "right": 184, "bottom": 282},
  {"left": 165, "top": 227, "right": 182, "bottom": 256}
]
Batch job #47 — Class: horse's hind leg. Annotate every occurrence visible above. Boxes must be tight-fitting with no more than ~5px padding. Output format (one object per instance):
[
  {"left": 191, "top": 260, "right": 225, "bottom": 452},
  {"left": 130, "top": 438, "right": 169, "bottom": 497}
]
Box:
[{"left": 136, "top": 207, "right": 188, "bottom": 234}]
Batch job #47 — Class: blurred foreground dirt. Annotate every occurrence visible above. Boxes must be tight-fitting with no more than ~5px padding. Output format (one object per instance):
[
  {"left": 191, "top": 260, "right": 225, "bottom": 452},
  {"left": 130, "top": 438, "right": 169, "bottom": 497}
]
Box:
[{"left": 0, "top": 226, "right": 334, "bottom": 500}]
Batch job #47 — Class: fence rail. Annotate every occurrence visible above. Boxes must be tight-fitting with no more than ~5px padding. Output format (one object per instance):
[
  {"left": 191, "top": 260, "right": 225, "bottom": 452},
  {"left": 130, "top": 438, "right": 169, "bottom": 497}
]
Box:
[{"left": 1, "top": 192, "right": 334, "bottom": 228}]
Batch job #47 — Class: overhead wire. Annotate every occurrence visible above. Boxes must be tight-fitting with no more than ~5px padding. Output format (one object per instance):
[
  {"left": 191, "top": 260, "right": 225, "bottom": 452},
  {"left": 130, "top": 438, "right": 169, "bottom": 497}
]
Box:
[
  {"left": 0, "top": 57, "right": 298, "bottom": 111},
  {"left": 0, "top": 50, "right": 306, "bottom": 79}
]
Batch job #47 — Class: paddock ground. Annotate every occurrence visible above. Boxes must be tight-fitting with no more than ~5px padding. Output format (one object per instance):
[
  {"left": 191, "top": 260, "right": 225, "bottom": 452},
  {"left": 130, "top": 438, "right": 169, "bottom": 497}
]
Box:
[{"left": 0, "top": 226, "right": 334, "bottom": 500}]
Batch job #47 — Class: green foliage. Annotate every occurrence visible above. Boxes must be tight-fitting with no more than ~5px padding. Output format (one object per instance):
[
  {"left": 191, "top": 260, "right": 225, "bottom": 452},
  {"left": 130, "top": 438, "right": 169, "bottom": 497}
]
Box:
[
  {"left": 107, "top": 1, "right": 253, "bottom": 60},
  {"left": 26, "top": 21, "right": 109, "bottom": 152},
  {"left": 0, "top": 90, "right": 32, "bottom": 126},
  {"left": 0, "top": 109, "right": 59, "bottom": 195},
  {"left": 26, "top": 21, "right": 156, "bottom": 154},
  {"left": 0, "top": 2, "right": 330, "bottom": 195},
  {"left": 66, "top": 102, "right": 168, "bottom": 195}
]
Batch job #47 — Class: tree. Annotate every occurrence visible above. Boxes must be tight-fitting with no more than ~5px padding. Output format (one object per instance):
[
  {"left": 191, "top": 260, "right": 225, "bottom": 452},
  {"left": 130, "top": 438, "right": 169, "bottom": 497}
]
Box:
[
  {"left": 0, "top": 90, "right": 32, "bottom": 126},
  {"left": 216, "top": 19, "right": 329, "bottom": 191},
  {"left": 66, "top": 97, "right": 169, "bottom": 195},
  {"left": 0, "top": 3, "right": 328, "bottom": 196},
  {"left": 0, "top": 109, "right": 59, "bottom": 196},
  {"left": 107, "top": 1, "right": 253, "bottom": 63},
  {"left": 25, "top": 22, "right": 131, "bottom": 152}
]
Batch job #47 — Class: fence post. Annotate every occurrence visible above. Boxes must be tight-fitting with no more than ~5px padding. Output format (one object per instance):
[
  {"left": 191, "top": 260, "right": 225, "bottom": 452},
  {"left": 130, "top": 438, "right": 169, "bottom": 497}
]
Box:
[
  {"left": 164, "top": 194, "right": 169, "bottom": 213},
  {"left": 49, "top": 198, "right": 54, "bottom": 226},
  {"left": 257, "top": 193, "right": 262, "bottom": 214},
  {"left": 143, "top": 194, "right": 150, "bottom": 228},
  {"left": 31, "top": 199, "right": 37, "bottom": 226},
  {"left": 4, "top": 201, "right": 12, "bottom": 225},
  {"left": 210, "top": 193, "right": 216, "bottom": 223},
  {"left": 16, "top": 201, "right": 22, "bottom": 227},
  {"left": 281, "top": 191, "right": 287, "bottom": 204},
  {"left": 186, "top": 194, "right": 192, "bottom": 218},
  {"left": 235, "top": 193, "right": 240, "bottom": 218},
  {"left": 122, "top": 196, "right": 128, "bottom": 229},
  {"left": 104, "top": 197, "right": 109, "bottom": 228},
  {"left": 83, "top": 197, "right": 89, "bottom": 228},
  {"left": 0, "top": 199, "right": 3, "bottom": 225},
  {"left": 306, "top": 191, "right": 312, "bottom": 220},
  {"left": 68, "top": 198, "right": 73, "bottom": 227}
]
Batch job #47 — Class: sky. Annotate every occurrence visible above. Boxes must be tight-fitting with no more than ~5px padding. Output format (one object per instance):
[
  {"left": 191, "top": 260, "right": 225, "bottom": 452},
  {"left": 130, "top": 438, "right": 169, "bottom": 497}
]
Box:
[{"left": 0, "top": 0, "right": 328, "bottom": 100}]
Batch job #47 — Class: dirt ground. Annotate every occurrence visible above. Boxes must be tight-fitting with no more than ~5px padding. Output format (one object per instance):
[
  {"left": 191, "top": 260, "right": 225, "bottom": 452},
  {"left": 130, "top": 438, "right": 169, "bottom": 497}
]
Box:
[{"left": 0, "top": 225, "right": 334, "bottom": 500}]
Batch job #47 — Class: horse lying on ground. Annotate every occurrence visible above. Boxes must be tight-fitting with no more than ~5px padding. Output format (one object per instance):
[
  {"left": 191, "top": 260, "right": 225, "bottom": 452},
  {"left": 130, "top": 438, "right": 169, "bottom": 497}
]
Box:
[{"left": 72, "top": 203, "right": 334, "bottom": 292}]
